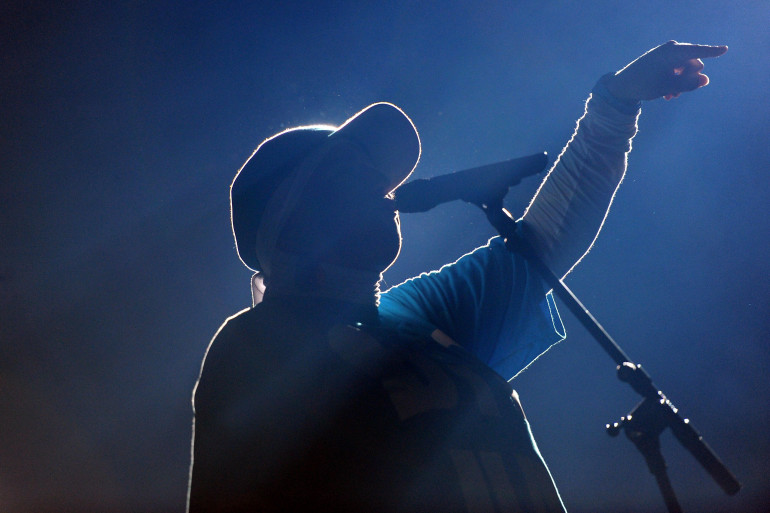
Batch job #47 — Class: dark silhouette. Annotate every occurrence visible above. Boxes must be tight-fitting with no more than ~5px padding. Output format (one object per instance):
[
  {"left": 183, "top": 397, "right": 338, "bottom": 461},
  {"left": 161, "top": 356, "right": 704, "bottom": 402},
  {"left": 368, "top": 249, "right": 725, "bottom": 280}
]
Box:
[{"left": 187, "top": 42, "right": 727, "bottom": 512}]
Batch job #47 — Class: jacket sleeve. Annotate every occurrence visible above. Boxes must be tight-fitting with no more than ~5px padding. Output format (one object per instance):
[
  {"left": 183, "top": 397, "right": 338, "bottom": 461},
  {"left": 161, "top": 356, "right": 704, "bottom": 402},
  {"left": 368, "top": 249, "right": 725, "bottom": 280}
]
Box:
[
  {"left": 379, "top": 237, "right": 565, "bottom": 380},
  {"left": 520, "top": 93, "right": 640, "bottom": 278},
  {"left": 380, "top": 93, "right": 639, "bottom": 380}
]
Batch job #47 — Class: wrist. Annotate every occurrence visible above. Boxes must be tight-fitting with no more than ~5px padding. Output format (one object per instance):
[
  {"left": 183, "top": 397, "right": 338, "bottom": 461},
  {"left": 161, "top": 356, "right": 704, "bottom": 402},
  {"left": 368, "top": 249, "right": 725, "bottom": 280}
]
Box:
[{"left": 592, "top": 73, "right": 642, "bottom": 115}]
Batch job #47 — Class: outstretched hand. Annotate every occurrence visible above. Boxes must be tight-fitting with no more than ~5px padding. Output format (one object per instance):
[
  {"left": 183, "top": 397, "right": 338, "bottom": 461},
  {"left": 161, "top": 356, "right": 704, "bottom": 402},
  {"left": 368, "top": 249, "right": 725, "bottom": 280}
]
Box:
[{"left": 605, "top": 41, "right": 728, "bottom": 102}]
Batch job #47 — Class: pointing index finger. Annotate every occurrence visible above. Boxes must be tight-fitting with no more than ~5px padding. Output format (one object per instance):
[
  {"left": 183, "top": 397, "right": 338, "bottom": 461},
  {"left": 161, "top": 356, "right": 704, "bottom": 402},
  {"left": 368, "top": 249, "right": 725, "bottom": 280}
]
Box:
[{"left": 668, "top": 42, "right": 729, "bottom": 60}]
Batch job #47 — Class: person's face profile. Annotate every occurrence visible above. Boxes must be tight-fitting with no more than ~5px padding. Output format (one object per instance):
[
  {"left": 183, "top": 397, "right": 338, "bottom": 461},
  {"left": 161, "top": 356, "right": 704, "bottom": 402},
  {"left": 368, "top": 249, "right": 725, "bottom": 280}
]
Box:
[{"left": 277, "top": 141, "right": 402, "bottom": 273}]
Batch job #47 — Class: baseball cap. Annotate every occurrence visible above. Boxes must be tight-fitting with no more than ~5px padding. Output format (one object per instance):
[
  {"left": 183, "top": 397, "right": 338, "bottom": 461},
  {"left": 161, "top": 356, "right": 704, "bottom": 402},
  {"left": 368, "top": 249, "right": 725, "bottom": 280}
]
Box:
[{"left": 230, "top": 102, "right": 421, "bottom": 272}]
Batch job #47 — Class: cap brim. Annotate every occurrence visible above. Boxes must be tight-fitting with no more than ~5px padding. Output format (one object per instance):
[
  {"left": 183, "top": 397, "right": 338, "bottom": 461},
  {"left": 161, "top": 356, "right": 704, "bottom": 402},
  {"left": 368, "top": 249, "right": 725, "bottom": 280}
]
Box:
[{"left": 331, "top": 102, "right": 421, "bottom": 193}]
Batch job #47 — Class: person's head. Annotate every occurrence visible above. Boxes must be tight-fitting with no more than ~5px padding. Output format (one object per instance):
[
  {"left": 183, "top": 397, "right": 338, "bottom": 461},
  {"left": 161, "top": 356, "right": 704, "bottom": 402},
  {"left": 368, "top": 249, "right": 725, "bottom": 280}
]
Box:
[{"left": 230, "top": 103, "right": 421, "bottom": 288}]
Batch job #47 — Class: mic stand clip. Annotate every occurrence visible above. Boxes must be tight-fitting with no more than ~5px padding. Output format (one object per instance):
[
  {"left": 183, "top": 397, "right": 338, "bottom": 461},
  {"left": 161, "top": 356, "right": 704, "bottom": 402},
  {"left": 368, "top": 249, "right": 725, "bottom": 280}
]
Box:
[{"left": 607, "top": 362, "right": 684, "bottom": 513}]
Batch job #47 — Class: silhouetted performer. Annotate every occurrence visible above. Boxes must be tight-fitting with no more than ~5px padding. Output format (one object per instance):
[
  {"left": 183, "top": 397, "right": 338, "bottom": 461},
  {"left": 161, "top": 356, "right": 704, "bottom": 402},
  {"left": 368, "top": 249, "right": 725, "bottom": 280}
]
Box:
[{"left": 187, "top": 41, "right": 726, "bottom": 512}]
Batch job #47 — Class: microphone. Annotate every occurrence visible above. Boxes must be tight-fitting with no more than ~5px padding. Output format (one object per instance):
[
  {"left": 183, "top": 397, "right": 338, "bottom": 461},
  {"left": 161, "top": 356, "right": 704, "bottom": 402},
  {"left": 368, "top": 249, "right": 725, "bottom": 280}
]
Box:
[{"left": 394, "top": 152, "right": 549, "bottom": 213}]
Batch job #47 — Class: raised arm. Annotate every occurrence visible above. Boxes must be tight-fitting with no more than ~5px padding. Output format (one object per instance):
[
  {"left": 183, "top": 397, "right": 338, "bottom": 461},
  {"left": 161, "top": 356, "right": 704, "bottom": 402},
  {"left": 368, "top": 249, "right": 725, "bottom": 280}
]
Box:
[
  {"left": 381, "top": 42, "right": 727, "bottom": 378},
  {"left": 520, "top": 41, "right": 727, "bottom": 278}
]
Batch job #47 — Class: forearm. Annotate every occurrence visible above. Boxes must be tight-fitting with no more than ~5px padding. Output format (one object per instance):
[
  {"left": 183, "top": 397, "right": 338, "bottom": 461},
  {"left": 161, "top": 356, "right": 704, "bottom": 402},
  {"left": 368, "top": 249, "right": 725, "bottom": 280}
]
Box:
[{"left": 519, "top": 92, "right": 640, "bottom": 277}]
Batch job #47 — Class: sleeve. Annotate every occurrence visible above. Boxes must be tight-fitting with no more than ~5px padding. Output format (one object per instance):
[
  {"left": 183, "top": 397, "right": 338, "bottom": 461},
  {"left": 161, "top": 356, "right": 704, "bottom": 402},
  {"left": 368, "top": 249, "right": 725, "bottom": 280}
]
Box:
[
  {"left": 519, "top": 92, "right": 641, "bottom": 278},
  {"left": 380, "top": 91, "right": 640, "bottom": 380},
  {"left": 379, "top": 237, "right": 565, "bottom": 380}
]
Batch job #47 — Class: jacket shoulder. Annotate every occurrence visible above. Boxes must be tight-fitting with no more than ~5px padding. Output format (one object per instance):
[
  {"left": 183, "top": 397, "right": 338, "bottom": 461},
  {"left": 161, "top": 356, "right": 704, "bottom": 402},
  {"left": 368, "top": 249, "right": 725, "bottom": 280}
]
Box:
[{"left": 193, "top": 306, "right": 262, "bottom": 414}]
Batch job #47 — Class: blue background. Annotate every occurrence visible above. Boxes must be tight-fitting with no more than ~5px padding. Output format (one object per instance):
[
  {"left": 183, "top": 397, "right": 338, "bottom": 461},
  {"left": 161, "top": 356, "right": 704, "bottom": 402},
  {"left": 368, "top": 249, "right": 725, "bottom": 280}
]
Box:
[{"left": 2, "top": 1, "right": 768, "bottom": 512}]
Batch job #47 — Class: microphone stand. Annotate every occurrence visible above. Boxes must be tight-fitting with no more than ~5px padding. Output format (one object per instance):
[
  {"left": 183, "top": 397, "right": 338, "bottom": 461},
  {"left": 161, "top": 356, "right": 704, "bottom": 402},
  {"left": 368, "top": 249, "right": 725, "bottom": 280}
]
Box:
[{"left": 472, "top": 195, "right": 741, "bottom": 513}]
